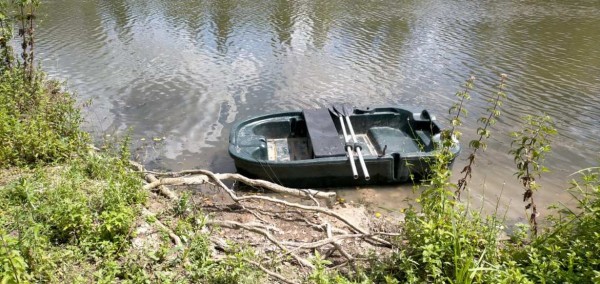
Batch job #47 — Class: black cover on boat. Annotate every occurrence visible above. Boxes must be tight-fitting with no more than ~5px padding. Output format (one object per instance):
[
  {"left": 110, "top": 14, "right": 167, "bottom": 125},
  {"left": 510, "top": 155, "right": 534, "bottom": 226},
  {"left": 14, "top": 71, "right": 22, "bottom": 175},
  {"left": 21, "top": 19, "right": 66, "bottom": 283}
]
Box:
[{"left": 302, "top": 109, "right": 346, "bottom": 158}]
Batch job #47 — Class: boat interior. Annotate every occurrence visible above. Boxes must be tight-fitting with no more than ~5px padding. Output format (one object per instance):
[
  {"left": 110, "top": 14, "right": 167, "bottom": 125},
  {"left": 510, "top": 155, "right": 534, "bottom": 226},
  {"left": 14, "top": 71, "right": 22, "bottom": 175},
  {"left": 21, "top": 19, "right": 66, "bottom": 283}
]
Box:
[{"left": 236, "top": 107, "right": 440, "bottom": 162}]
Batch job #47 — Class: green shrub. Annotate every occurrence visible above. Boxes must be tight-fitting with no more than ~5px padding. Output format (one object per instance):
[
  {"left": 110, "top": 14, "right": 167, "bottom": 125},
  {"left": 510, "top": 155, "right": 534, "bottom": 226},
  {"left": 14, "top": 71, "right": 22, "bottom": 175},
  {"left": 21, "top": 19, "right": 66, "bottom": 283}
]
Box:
[
  {"left": 0, "top": 233, "right": 31, "bottom": 283},
  {"left": 505, "top": 167, "right": 600, "bottom": 283},
  {"left": 364, "top": 77, "right": 505, "bottom": 283},
  {"left": 369, "top": 184, "right": 504, "bottom": 284},
  {"left": 365, "top": 76, "right": 599, "bottom": 284},
  {"left": 0, "top": 68, "right": 89, "bottom": 167},
  {"left": 0, "top": 154, "right": 147, "bottom": 281}
]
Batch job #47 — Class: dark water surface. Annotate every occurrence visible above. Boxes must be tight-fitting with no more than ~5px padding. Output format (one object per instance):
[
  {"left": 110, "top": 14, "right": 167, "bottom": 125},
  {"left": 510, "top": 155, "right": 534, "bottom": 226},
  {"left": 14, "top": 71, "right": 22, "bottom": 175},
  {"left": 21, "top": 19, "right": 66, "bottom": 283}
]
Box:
[{"left": 36, "top": 0, "right": 599, "bottom": 221}]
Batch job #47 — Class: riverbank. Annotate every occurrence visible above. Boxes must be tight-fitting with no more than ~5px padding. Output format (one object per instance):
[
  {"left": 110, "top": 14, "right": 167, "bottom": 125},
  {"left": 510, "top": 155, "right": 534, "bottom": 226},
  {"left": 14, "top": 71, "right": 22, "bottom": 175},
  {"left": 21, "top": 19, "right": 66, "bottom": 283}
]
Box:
[
  {"left": 2, "top": 62, "right": 598, "bottom": 282},
  {"left": 4, "top": 138, "right": 598, "bottom": 283},
  {"left": 0, "top": 61, "right": 399, "bottom": 282},
  {"left": 0, "top": 157, "right": 400, "bottom": 283}
]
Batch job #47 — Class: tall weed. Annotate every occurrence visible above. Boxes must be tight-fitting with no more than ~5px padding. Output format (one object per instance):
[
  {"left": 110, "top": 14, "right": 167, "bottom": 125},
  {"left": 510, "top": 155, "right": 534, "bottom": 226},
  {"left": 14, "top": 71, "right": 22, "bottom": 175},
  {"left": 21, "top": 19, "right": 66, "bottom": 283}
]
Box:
[
  {"left": 509, "top": 114, "right": 557, "bottom": 236},
  {"left": 367, "top": 76, "right": 507, "bottom": 283}
]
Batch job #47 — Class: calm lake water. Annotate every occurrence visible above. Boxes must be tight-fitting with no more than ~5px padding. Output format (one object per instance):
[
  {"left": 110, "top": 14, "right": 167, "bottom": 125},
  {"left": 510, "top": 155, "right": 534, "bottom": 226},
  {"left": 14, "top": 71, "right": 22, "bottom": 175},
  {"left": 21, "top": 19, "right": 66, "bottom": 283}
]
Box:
[{"left": 36, "top": 0, "right": 599, "bottom": 221}]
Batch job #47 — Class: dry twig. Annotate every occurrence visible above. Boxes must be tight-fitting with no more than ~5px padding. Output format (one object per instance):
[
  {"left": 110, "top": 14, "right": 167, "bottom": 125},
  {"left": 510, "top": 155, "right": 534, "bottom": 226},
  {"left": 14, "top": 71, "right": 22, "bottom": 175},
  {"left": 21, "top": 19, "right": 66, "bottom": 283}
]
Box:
[
  {"left": 208, "top": 220, "right": 314, "bottom": 269},
  {"left": 141, "top": 207, "right": 182, "bottom": 247}
]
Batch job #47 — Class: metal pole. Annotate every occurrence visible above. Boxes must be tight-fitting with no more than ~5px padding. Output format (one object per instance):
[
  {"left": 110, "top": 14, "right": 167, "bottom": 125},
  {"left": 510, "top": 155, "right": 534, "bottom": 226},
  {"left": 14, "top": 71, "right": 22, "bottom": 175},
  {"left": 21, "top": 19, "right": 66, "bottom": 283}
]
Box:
[
  {"left": 338, "top": 116, "right": 358, "bottom": 179},
  {"left": 344, "top": 115, "right": 370, "bottom": 181}
]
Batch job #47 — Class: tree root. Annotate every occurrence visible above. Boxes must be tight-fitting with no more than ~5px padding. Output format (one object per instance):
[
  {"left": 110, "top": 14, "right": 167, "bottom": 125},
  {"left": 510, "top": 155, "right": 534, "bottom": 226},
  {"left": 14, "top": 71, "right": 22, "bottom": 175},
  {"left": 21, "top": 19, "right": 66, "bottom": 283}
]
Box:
[
  {"left": 208, "top": 220, "right": 314, "bottom": 269},
  {"left": 130, "top": 161, "right": 178, "bottom": 200},
  {"left": 141, "top": 207, "right": 182, "bottom": 247},
  {"left": 142, "top": 170, "right": 336, "bottom": 200},
  {"left": 133, "top": 163, "right": 398, "bottom": 276}
]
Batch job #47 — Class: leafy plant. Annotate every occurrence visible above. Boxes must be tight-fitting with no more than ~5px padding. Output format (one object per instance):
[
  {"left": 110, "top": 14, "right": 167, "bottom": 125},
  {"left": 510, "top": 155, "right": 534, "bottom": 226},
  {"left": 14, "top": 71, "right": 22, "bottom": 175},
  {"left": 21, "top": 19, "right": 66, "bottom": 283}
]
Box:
[
  {"left": 0, "top": 233, "right": 30, "bottom": 283},
  {"left": 0, "top": 0, "right": 40, "bottom": 79},
  {"left": 0, "top": 65, "right": 89, "bottom": 168},
  {"left": 0, "top": 154, "right": 147, "bottom": 281},
  {"left": 509, "top": 114, "right": 557, "bottom": 236},
  {"left": 0, "top": 0, "right": 15, "bottom": 71},
  {"left": 368, "top": 76, "right": 508, "bottom": 284},
  {"left": 517, "top": 167, "right": 600, "bottom": 282},
  {"left": 448, "top": 75, "right": 475, "bottom": 137},
  {"left": 308, "top": 250, "right": 362, "bottom": 284},
  {"left": 456, "top": 74, "right": 507, "bottom": 198}
]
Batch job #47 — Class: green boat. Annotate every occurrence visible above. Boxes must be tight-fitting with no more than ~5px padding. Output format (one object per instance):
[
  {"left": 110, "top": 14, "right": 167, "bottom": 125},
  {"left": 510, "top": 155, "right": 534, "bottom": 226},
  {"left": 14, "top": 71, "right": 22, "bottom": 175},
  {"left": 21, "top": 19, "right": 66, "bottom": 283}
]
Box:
[{"left": 228, "top": 105, "right": 459, "bottom": 188}]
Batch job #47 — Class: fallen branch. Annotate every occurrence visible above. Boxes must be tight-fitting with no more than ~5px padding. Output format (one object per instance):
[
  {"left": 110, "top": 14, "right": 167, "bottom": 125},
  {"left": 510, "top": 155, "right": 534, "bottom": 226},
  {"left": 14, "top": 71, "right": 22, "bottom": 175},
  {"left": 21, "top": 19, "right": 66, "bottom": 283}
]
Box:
[
  {"left": 193, "top": 170, "right": 392, "bottom": 247},
  {"left": 142, "top": 176, "right": 209, "bottom": 191},
  {"left": 139, "top": 169, "right": 389, "bottom": 245},
  {"left": 282, "top": 234, "right": 365, "bottom": 249},
  {"left": 267, "top": 210, "right": 351, "bottom": 235},
  {"left": 218, "top": 173, "right": 323, "bottom": 206},
  {"left": 143, "top": 170, "right": 336, "bottom": 200},
  {"left": 130, "top": 161, "right": 178, "bottom": 200},
  {"left": 136, "top": 167, "right": 378, "bottom": 243},
  {"left": 310, "top": 222, "right": 348, "bottom": 235},
  {"left": 239, "top": 195, "right": 391, "bottom": 247},
  {"left": 133, "top": 164, "right": 398, "bottom": 275},
  {"left": 326, "top": 223, "right": 357, "bottom": 272}
]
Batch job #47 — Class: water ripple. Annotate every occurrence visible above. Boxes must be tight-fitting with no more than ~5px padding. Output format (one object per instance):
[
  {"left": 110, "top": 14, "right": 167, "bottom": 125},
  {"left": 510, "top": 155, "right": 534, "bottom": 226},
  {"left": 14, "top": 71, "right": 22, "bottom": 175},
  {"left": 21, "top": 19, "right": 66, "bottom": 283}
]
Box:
[{"left": 34, "top": 0, "right": 600, "bottom": 213}]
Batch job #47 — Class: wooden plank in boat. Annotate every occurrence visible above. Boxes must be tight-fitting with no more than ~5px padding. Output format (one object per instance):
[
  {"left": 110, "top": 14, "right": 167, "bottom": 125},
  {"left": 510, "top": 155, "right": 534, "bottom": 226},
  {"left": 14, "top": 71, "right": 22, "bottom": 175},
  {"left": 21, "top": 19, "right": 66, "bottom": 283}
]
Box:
[{"left": 302, "top": 108, "right": 346, "bottom": 158}]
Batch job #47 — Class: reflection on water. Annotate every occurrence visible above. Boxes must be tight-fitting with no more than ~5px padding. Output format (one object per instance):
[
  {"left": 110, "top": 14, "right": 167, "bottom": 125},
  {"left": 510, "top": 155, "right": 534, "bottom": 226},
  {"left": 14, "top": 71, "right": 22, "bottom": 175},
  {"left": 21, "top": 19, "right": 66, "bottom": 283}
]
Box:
[{"left": 36, "top": 0, "right": 599, "bottom": 222}]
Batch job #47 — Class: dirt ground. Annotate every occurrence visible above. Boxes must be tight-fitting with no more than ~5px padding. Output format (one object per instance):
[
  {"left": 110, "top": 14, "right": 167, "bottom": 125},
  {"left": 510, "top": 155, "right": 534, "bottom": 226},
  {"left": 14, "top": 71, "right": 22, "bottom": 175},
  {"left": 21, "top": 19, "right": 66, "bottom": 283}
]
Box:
[{"left": 132, "top": 182, "right": 404, "bottom": 280}]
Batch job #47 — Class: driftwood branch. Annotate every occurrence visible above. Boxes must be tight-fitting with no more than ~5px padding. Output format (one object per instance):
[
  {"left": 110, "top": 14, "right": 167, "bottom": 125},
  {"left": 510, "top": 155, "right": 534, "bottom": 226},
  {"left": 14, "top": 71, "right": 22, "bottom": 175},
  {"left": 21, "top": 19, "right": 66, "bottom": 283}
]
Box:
[
  {"left": 130, "top": 161, "right": 178, "bottom": 200},
  {"left": 326, "top": 223, "right": 357, "bottom": 271},
  {"left": 282, "top": 234, "right": 366, "bottom": 249},
  {"left": 140, "top": 168, "right": 391, "bottom": 248},
  {"left": 144, "top": 170, "right": 336, "bottom": 200},
  {"left": 198, "top": 169, "right": 391, "bottom": 247}
]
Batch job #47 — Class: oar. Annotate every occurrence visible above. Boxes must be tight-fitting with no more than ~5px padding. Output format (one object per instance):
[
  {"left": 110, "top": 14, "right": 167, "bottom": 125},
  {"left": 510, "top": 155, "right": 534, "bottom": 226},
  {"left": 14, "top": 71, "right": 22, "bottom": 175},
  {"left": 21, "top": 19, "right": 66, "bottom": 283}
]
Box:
[
  {"left": 340, "top": 104, "right": 370, "bottom": 181},
  {"left": 330, "top": 107, "right": 358, "bottom": 179}
]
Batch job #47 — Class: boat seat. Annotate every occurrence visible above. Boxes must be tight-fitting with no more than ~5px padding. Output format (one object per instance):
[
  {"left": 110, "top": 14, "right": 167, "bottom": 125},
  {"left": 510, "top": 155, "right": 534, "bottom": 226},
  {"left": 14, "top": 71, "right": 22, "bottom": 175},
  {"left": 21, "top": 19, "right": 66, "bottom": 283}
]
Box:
[
  {"left": 368, "top": 127, "right": 423, "bottom": 154},
  {"left": 302, "top": 108, "right": 346, "bottom": 158}
]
